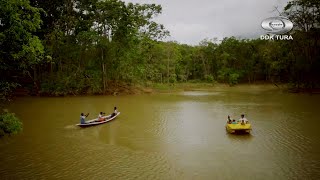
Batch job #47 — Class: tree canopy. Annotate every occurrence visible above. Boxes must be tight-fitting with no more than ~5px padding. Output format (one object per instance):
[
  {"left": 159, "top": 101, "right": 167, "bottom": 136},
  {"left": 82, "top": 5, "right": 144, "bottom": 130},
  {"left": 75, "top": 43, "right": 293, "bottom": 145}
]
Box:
[{"left": 0, "top": 0, "right": 319, "bottom": 99}]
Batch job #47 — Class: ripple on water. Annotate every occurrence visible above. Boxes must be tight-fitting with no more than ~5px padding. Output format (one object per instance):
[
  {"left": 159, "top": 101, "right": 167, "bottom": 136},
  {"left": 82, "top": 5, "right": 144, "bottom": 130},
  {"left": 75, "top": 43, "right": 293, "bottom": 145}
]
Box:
[
  {"left": 64, "top": 124, "right": 78, "bottom": 130},
  {"left": 3, "top": 91, "right": 320, "bottom": 179},
  {"left": 0, "top": 134, "right": 185, "bottom": 179}
]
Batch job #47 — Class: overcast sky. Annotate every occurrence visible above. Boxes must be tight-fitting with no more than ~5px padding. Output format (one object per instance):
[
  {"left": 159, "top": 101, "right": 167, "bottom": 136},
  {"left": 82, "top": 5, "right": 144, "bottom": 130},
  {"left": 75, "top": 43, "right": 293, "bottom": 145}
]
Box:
[{"left": 123, "top": 0, "right": 290, "bottom": 45}]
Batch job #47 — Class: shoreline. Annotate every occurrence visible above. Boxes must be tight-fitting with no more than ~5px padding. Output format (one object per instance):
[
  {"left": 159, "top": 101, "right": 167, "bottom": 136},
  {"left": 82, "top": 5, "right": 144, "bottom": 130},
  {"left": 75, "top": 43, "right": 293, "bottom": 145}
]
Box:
[{"left": 13, "top": 82, "right": 317, "bottom": 98}]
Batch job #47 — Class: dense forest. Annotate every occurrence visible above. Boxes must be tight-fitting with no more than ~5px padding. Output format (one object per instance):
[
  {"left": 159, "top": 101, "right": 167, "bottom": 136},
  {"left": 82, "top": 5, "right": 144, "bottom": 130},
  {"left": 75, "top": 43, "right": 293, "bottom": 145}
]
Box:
[{"left": 0, "top": 0, "right": 320, "bottom": 99}]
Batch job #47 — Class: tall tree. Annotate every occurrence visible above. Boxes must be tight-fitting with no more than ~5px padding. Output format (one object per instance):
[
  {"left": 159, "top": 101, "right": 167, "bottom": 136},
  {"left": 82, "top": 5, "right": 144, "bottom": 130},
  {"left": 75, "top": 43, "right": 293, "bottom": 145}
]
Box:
[{"left": 0, "top": 0, "right": 44, "bottom": 99}]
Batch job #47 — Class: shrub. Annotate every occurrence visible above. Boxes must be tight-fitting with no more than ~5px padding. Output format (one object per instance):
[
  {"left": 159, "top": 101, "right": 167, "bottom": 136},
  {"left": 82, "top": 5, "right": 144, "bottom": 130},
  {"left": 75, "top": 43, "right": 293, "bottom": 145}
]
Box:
[
  {"left": 204, "top": 75, "right": 214, "bottom": 82},
  {"left": 0, "top": 82, "right": 19, "bottom": 101},
  {"left": 169, "top": 74, "right": 177, "bottom": 83},
  {"left": 228, "top": 73, "right": 240, "bottom": 86},
  {"left": 0, "top": 111, "right": 23, "bottom": 136}
]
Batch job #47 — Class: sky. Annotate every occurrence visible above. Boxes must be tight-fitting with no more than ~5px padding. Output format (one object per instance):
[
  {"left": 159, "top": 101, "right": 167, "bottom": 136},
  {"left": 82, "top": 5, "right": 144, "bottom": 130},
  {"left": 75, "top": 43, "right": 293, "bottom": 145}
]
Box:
[{"left": 123, "top": 0, "right": 290, "bottom": 45}]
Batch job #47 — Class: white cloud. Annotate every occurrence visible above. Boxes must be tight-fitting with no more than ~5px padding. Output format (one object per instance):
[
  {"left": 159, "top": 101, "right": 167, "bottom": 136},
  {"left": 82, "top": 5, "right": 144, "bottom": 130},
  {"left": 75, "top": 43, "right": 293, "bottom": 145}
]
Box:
[{"left": 124, "top": 0, "right": 290, "bottom": 45}]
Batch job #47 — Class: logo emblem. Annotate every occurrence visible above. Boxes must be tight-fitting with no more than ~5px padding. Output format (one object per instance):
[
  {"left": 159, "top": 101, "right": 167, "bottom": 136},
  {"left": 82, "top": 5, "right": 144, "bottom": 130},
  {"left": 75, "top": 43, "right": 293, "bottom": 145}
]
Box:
[{"left": 261, "top": 16, "right": 293, "bottom": 35}]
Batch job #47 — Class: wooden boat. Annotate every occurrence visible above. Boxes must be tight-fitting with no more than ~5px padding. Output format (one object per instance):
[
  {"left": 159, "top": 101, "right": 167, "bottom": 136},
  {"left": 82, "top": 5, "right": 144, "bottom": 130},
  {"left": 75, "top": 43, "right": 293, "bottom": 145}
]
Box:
[
  {"left": 76, "top": 112, "right": 120, "bottom": 127},
  {"left": 226, "top": 121, "right": 252, "bottom": 134}
]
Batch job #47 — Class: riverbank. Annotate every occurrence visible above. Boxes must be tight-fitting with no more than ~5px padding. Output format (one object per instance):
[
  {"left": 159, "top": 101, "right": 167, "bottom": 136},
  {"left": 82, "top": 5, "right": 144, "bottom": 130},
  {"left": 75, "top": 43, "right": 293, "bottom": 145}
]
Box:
[
  {"left": 114, "top": 82, "right": 320, "bottom": 94},
  {"left": 12, "top": 82, "right": 320, "bottom": 98},
  {"left": 147, "top": 83, "right": 284, "bottom": 93},
  {"left": 81, "top": 82, "right": 285, "bottom": 95}
]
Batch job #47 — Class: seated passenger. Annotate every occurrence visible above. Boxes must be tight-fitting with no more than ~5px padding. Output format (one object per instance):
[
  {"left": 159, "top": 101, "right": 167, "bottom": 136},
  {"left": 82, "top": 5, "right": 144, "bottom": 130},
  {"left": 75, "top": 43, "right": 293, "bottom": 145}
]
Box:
[
  {"left": 231, "top": 119, "right": 237, "bottom": 124},
  {"left": 239, "top": 114, "right": 249, "bottom": 124},
  {"left": 227, "top": 115, "right": 232, "bottom": 124},
  {"left": 98, "top": 112, "right": 106, "bottom": 121}
]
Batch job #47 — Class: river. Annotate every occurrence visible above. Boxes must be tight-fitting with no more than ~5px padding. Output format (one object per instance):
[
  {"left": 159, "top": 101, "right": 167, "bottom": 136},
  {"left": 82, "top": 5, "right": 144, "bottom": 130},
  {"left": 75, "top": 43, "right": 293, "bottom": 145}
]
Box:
[{"left": 1, "top": 85, "right": 320, "bottom": 179}]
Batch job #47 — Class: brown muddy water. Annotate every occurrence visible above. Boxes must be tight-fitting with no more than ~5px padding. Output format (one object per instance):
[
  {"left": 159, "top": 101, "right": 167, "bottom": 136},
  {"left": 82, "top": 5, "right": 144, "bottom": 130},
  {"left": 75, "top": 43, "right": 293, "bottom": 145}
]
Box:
[{"left": 1, "top": 86, "right": 320, "bottom": 179}]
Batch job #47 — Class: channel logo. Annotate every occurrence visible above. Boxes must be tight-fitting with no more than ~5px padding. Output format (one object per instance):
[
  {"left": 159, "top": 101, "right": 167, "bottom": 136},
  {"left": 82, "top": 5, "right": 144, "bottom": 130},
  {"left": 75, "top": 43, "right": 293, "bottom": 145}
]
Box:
[{"left": 260, "top": 16, "right": 294, "bottom": 40}]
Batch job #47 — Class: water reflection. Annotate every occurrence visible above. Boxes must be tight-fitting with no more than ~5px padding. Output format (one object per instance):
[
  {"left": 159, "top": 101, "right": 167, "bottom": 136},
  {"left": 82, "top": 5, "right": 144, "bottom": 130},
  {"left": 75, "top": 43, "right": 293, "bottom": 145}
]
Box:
[
  {"left": 226, "top": 132, "right": 253, "bottom": 142},
  {"left": 1, "top": 90, "right": 320, "bottom": 179}
]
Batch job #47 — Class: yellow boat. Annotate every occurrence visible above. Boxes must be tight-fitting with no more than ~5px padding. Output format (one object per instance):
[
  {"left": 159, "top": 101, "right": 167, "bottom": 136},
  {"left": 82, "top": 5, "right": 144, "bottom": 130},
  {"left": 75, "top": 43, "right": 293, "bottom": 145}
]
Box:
[{"left": 226, "top": 122, "right": 252, "bottom": 134}]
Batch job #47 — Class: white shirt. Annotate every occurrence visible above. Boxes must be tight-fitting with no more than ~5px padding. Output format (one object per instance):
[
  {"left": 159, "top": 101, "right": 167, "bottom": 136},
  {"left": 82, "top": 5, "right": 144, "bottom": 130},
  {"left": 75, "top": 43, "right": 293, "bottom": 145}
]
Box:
[
  {"left": 98, "top": 114, "right": 103, "bottom": 118},
  {"left": 114, "top": 109, "right": 118, "bottom": 114},
  {"left": 239, "top": 117, "right": 248, "bottom": 122},
  {"left": 80, "top": 115, "right": 86, "bottom": 124}
]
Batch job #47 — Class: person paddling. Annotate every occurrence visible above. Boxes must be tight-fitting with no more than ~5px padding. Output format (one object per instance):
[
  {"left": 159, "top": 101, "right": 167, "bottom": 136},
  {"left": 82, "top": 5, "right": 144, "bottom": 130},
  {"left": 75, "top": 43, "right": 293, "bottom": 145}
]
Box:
[
  {"left": 80, "top": 113, "right": 89, "bottom": 124},
  {"left": 111, "top": 107, "right": 118, "bottom": 117}
]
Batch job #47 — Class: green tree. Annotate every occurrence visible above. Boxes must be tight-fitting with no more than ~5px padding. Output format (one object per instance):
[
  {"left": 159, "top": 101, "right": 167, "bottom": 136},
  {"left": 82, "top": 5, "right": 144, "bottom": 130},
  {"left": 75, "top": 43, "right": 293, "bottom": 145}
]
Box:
[
  {"left": 284, "top": 0, "right": 320, "bottom": 89},
  {"left": 0, "top": 0, "right": 44, "bottom": 98}
]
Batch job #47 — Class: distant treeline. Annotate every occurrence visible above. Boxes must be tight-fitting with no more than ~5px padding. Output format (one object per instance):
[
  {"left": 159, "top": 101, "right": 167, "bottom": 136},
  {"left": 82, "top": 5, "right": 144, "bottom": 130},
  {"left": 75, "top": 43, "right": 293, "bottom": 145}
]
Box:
[{"left": 1, "top": 0, "right": 319, "bottom": 98}]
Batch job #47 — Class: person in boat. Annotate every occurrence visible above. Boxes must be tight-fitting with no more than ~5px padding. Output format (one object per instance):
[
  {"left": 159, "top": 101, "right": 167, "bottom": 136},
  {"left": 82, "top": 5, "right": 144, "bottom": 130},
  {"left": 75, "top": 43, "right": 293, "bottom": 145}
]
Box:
[
  {"left": 239, "top": 114, "right": 248, "bottom": 124},
  {"left": 111, "top": 107, "right": 118, "bottom": 117},
  {"left": 97, "top": 112, "right": 106, "bottom": 122},
  {"left": 231, "top": 119, "right": 237, "bottom": 124},
  {"left": 80, "top": 113, "right": 89, "bottom": 124},
  {"left": 227, "top": 115, "right": 232, "bottom": 124}
]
